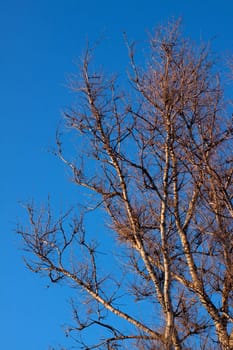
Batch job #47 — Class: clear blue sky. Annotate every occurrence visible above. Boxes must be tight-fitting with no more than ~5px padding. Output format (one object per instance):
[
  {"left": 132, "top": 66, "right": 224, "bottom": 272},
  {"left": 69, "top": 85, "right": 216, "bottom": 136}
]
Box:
[{"left": 1, "top": 1, "right": 233, "bottom": 349}]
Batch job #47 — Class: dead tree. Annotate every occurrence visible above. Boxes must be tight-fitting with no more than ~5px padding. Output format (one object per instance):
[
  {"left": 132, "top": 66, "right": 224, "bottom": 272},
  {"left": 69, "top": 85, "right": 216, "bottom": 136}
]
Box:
[{"left": 18, "top": 21, "right": 233, "bottom": 350}]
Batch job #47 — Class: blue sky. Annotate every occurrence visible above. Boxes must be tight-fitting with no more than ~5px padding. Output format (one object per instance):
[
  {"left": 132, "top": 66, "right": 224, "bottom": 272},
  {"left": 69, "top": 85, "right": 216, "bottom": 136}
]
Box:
[{"left": 1, "top": 1, "right": 233, "bottom": 349}]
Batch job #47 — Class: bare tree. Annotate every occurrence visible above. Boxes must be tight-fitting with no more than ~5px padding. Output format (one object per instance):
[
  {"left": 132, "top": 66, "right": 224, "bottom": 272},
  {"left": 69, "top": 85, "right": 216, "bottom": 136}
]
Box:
[{"left": 18, "top": 20, "right": 233, "bottom": 350}]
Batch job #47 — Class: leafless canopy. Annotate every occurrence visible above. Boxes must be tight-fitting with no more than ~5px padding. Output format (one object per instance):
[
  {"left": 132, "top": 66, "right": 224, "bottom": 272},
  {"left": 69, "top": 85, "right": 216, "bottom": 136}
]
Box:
[{"left": 18, "top": 20, "right": 233, "bottom": 350}]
